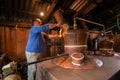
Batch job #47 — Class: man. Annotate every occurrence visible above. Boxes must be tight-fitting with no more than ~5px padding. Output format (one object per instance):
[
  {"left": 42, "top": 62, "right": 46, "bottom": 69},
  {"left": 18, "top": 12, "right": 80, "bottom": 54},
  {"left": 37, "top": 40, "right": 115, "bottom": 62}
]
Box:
[{"left": 26, "top": 18, "right": 62, "bottom": 80}]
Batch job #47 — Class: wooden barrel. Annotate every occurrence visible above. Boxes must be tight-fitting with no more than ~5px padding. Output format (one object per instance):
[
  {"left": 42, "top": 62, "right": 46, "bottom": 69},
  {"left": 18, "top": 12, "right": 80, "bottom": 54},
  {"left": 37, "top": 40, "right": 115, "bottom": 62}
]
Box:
[{"left": 63, "top": 29, "right": 88, "bottom": 54}]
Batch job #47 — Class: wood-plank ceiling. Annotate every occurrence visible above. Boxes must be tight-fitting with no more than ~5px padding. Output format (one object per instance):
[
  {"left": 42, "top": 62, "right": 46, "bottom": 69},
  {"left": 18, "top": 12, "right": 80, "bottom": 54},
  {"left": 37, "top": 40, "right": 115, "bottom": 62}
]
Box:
[
  {"left": 0, "top": 0, "right": 58, "bottom": 23},
  {"left": 0, "top": 0, "right": 120, "bottom": 29},
  {"left": 0, "top": 0, "right": 102, "bottom": 23}
]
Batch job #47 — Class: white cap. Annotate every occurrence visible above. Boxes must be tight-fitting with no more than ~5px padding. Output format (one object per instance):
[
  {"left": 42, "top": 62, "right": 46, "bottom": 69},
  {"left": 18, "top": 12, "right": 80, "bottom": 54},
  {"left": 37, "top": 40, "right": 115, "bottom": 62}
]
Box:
[{"left": 35, "top": 18, "right": 41, "bottom": 23}]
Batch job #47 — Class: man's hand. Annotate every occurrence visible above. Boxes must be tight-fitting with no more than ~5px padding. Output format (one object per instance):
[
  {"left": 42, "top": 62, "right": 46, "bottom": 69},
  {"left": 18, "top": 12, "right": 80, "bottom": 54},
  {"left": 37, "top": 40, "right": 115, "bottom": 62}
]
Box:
[
  {"left": 49, "top": 23, "right": 63, "bottom": 29},
  {"left": 56, "top": 22, "right": 63, "bottom": 27}
]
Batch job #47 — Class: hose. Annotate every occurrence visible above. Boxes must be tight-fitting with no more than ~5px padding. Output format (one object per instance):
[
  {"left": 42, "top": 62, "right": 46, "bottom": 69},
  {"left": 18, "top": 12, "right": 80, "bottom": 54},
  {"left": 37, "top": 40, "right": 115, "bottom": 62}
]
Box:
[{"left": 116, "top": 13, "right": 120, "bottom": 31}]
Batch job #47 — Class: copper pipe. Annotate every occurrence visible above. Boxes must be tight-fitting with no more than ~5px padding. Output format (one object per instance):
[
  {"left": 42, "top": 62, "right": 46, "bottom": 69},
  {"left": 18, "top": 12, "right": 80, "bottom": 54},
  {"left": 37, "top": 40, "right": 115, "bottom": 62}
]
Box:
[
  {"left": 76, "top": 17, "right": 105, "bottom": 31},
  {"left": 53, "top": 10, "right": 64, "bottom": 24},
  {"left": 73, "top": 18, "right": 77, "bottom": 29},
  {"left": 76, "top": 17, "right": 105, "bottom": 27}
]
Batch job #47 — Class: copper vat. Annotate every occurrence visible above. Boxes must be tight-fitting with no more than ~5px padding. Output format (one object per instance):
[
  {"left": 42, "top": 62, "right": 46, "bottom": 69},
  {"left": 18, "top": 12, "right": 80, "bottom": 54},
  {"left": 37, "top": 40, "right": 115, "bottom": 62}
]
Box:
[
  {"left": 99, "top": 40, "right": 114, "bottom": 56},
  {"left": 99, "top": 40, "right": 114, "bottom": 51},
  {"left": 63, "top": 29, "right": 88, "bottom": 54}
]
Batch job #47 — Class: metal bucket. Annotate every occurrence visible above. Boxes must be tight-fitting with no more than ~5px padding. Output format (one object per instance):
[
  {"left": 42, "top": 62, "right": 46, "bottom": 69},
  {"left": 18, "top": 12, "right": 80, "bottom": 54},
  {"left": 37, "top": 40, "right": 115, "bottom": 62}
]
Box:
[
  {"left": 63, "top": 29, "right": 88, "bottom": 54},
  {"left": 4, "top": 74, "right": 21, "bottom": 80}
]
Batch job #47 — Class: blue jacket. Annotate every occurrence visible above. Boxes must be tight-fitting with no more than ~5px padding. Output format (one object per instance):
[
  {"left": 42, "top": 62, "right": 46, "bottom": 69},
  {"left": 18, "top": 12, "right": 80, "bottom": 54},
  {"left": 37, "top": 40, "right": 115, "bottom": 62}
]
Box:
[{"left": 26, "top": 25, "right": 49, "bottom": 53}]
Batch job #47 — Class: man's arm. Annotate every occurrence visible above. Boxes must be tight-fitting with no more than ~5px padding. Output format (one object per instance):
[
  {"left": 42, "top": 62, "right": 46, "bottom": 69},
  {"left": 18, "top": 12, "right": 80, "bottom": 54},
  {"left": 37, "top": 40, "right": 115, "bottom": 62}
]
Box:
[
  {"left": 48, "top": 34, "right": 60, "bottom": 39},
  {"left": 41, "top": 32, "right": 60, "bottom": 39},
  {"left": 49, "top": 23, "right": 62, "bottom": 29}
]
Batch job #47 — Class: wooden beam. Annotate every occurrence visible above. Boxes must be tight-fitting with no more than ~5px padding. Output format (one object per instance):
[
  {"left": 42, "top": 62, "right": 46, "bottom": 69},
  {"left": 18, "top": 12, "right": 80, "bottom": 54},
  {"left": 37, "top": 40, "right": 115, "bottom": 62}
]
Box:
[
  {"left": 44, "top": 0, "right": 58, "bottom": 22},
  {"left": 0, "top": 21, "right": 32, "bottom": 28},
  {"left": 82, "top": 0, "right": 103, "bottom": 16}
]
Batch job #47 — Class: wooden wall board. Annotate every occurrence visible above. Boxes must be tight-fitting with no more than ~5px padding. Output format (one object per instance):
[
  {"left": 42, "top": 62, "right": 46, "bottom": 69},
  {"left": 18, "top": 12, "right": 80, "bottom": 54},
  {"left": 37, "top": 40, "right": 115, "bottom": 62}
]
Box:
[{"left": 0, "top": 26, "right": 6, "bottom": 52}]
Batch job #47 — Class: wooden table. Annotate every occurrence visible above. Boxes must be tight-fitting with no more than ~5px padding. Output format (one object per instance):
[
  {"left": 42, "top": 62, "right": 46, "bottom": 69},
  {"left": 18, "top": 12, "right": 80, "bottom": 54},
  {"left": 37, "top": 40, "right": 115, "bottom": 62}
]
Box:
[{"left": 36, "top": 55, "right": 120, "bottom": 80}]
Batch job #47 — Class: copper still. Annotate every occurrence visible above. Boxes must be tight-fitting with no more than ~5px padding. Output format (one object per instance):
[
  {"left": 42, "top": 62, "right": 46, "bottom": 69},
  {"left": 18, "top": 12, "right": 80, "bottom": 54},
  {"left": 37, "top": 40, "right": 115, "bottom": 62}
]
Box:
[
  {"left": 63, "top": 29, "right": 88, "bottom": 54},
  {"left": 52, "top": 14, "right": 100, "bottom": 69},
  {"left": 99, "top": 40, "right": 114, "bottom": 56},
  {"left": 98, "top": 34, "right": 115, "bottom": 56},
  {"left": 51, "top": 29, "right": 97, "bottom": 69}
]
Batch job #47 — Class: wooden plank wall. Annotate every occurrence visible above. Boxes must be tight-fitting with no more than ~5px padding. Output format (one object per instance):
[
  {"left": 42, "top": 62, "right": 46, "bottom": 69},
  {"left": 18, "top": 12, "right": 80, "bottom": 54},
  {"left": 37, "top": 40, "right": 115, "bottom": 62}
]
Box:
[
  {"left": 0, "top": 25, "right": 30, "bottom": 62},
  {"left": 0, "top": 22, "right": 64, "bottom": 62},
  {"left": 0, "top": 26, "right": 6, "bottom": 52}
]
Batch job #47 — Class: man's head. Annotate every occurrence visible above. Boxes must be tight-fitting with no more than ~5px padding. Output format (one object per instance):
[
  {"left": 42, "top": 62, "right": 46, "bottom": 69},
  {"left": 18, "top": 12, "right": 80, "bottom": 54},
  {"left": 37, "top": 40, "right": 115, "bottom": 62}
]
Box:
[{"left": 33, "top": 18, "right": 42, "bottom": 25}]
